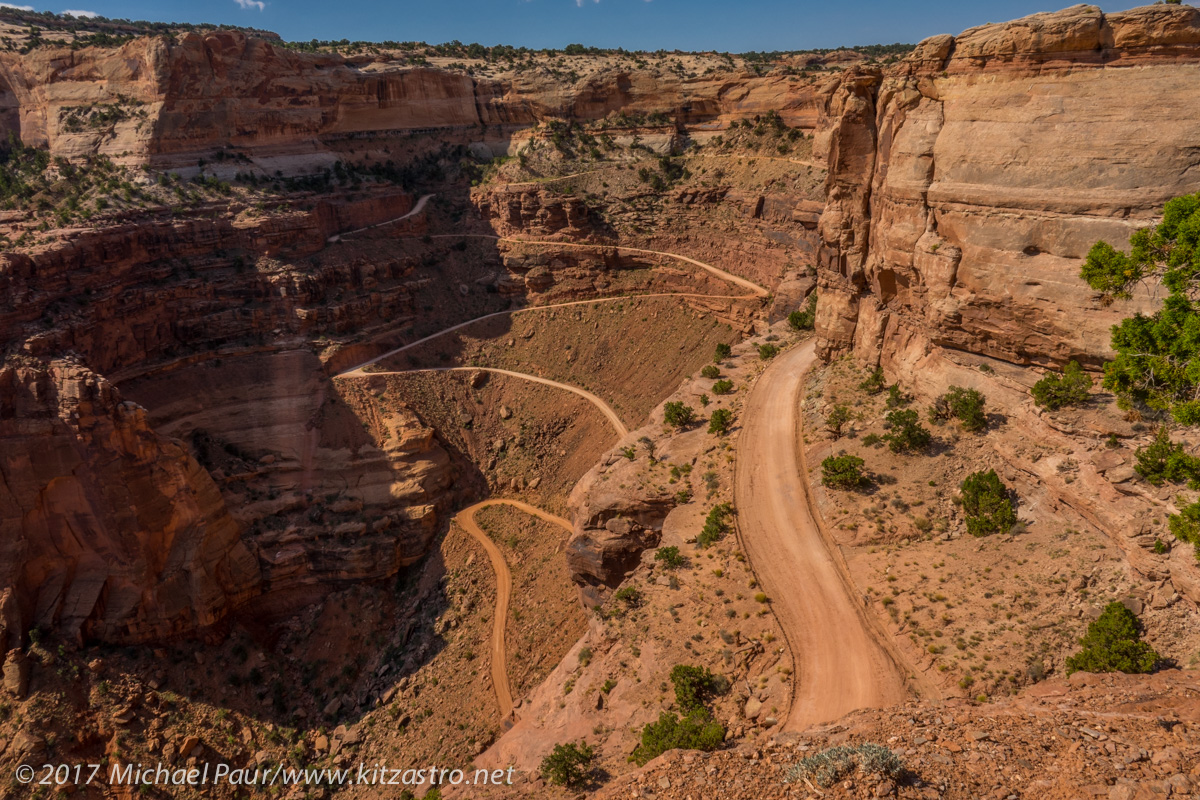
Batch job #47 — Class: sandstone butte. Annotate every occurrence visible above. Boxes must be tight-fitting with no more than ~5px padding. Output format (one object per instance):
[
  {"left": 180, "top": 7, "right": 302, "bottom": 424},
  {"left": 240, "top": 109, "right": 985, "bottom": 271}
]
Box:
[{"left": 0, "top": 6, "right": 1196, "bottom": 794}]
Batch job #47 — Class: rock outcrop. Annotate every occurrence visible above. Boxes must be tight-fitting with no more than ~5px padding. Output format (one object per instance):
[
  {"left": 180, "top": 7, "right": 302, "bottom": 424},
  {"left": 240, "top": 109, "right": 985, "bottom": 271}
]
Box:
[
  {"left": 811, "top": 3, "right": 1200, "bottom": 606},
  {"left": 814, "top": 4, "right": 1200, "bottom": 368},
  {"left": 0, "top": 361, "right": 260, "bottom": 643},
  {"left": 0, "top": 31, "right": 828, "bottom": 171}
]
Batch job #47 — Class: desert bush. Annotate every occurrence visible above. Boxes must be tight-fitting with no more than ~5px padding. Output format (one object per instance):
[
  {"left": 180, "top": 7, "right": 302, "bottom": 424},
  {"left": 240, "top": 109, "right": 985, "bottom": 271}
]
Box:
[
  {"left": 655, "top": 546, "right": 686, "bottom": 570},
  {"left": 858, "top": 367, "right": 886, "bottom": 395},
  {"left": 788, "top": 293, "right": 817, "bottom": 330},
  {"left": 885, "top": 384, "right": 910, "bottom": 409},
  {"left": 1031, "top": 361, "right": 1093, "bottom": 410},
  {"left": 698, "top": 503, "right": 734, "bottom": 548},
  {"left": 663, "top": 401, "right": 695, "bottom": 429},
  {"left": 701, "top": 365, "right": 721, "bottom": 379},
  {"left": 1133, "top": 426, "right": 1200, "bottom": 487},
  {"left": 757, "top": 342, "right": 779, "bottom": 360},
  {"left": 614, "top": 586, "right": 642, "bottom": 607},
  {"left": 882, "top": 409, "right": 931, "bottom": 453},
  {"left": 540, "top": 742, "right": 595, "bottom": 788},
  {"left": 931, "top": 386, "right": 987, "bottom": 432},
  {"left": 959, "top": 469, "right": 1016, "bottom": 536},
  {"left": 1065, "top": 602, "right": 1159, "bottom": 676},
  {"left": 822, "top": 454, "right": 866, "bottom": 490},
  {"left": 630, "top": 709, "right": 725, "bottom": 765},
  {"left": 669, "top": 664, "right": 727, "bottom": 711},
  {"left": 712, "top": 379, "right": 734, "bottom": 395},
  {"left": 825, "top": 405, "right": 852, "bottom": 438},
  {"left": 1167, "top": 500, "right": 1200, "bottom": 560},
  {"left": 785, "top": 743, "right": 903, "bottom": 789},
  {"left": 714, "top": 343, "right": 732, "bottom": 362},
  {"left": 708, "top": 408, "right": 734, "bottom": 435}
]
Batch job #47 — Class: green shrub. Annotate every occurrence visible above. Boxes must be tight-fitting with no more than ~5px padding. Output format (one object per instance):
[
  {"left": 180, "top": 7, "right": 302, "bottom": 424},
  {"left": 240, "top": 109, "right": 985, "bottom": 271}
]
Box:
[
  {"left": 714, "top": 343, "right": 732, "bottom": 362},
  {"left": 697, "top": 503, "right": 733, "bottom": 548},
  {"left": 785, "top": 744, "right": 903, "bottom": 789},
  {"left": 540, "top": 742, "right": 595, "bottom": 788},
  {"left": 788, "top": 293, "right": 817, "bottom": 331},
  {"left": 858, "top": 367, "right": 886, "bottom": 395},
  {"left": 1133, "top": 427, "right": 1200, "bottom": 487},
  {"left": 614, "top": 586, "right": 642, "bottom": 607},
  {"left": 1167, "top": 500, "right": 1200, "bottom": 560},
  {"left": 821, "top": 454, "right": 866, "bottom": 490},
  {"left": 711, "top": 379, "right": 734, "bottom": 395},
  {"left": 630, "top": 709, "right": 725, "bottom": 766},
  {"left": 1078, "top": 193, "right": 1200, "bottom": 423},
  {"left": 757, "top": 342, "right": 779, "bottom": 360},
  {"left": 885, "top": 384, "right": 910, "bottom": 409},
  {"left": 663, "top": 401, "right": 695, "bottom": 429},
  {"left": 655, "top": 546, "right": 686, "bottom": 570},
  {"left": 701, "top": 365, "right": 721, "bottom": 379},
  {"left": 1065, "top": 602, "right": 1159, "bottom": 676},
  {"left": 882, "top": 409, "right": 931, "bottom": 453},
  {"left": 669, "top": 664, "right": 727, "bottom": 711},
  {"left": 1031, "top": 361, "right": 1093, "bottom": 410},
  {"left": 825, "top": 405, "right": 852, "bottom": 438},
  {"left": 708, "top": 408, "right": 734, "bottom": 435},
  {"left": 931, "top": 386, "right": 987, "bottom": 432},
  {"left": 959, "top": 470, "right": 1016, "bottom": 536}
]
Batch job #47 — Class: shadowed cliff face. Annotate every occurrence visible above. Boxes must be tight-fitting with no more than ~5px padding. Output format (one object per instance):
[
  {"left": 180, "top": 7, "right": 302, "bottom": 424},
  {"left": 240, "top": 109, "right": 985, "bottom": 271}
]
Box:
[
  {"left": 813, "top": 3, "right": 1200, "bottom": 371},
  {"left": 0, "top": 362, "right": 260, "bottom": 646}
]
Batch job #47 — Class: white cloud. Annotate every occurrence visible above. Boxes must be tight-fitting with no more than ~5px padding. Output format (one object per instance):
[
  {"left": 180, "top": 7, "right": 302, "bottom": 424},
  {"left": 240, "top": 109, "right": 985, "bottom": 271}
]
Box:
[
  {"left": 574, "top": 0, "right": 599, "bottom": 6},
  {"left": 62, "top": 8, "right": 99, "bottom": 16},
  {"left": 233, "top": 0, "right": 265, "bottom": 10},
  {"left": 0, "top": 3, "right": 36, "bottom": 10}
]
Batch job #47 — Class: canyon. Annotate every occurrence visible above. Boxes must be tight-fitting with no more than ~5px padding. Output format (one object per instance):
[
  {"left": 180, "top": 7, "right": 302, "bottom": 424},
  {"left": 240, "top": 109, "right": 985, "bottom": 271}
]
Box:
[{"left": 0, "top": 3, "right": 1198, "bottom": 799}]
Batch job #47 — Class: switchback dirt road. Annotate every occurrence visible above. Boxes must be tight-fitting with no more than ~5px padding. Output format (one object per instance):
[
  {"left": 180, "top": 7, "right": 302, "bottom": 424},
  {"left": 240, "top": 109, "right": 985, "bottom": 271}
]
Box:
[
  {"left": 453, "top": 499, "right": 573, "bottom": 717},
  {"left": 338, "top": 365, "right": 629, "bottom": 439},
  {"left": 735, "top": 340, "right": 920, "bottom": 729}
]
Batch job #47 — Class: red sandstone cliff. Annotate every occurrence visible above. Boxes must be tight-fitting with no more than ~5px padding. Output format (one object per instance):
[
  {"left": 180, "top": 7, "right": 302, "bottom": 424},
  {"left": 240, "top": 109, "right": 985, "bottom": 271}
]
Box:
[
  {"left": 0, "top": 31, "right": 826, "bottom": 169},
  {"left": 814, "top": 3, "right": 1200, "bottom": 368},
  {"left": 811, "top": 2, "right": 1200, "bottom": 607},
  {"left": 0, "top": 360, "right": 260, "bottom": 645}
]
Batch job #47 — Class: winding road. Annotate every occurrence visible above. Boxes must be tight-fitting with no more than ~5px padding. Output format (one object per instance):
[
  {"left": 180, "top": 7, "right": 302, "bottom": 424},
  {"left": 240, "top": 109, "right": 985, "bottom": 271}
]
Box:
[
  {"left": 330, "top": 197, "right": 920, "bottom": 726},
  {"left": 433, "top": 235, "right": 769, "bottom": 298},
  {"left": 343, "top": 365, "right": 629, "bottom": 439},
  {"left": 735, "top": 339, "right": 924, "bottom": 728},
  {"left": 327, "top": 193, "right": 436, "bottom": 242},
  {"left": 452, "top": 499, "right": 574, "bottom": 717}
]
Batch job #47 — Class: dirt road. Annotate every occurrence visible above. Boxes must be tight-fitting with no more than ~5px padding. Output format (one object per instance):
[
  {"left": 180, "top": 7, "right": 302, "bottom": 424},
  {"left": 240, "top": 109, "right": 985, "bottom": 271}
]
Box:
[
  {"left": 335, "top": 289, "right": 761, "bottom": 377},
  {"left": 327, "top": 193, "right": 435, "bottom": 242},
  {"left": 428, "top": 235, "right": 768, "bottom": 298},
  {"left": 454, "top": 499, "right": 573, "bottom": 717},
  {"left": 338, "top": 365, "right": 629, "bottom": 438},
  {"left": 735, "top": 340, "right": 917, "bottom": 728}
]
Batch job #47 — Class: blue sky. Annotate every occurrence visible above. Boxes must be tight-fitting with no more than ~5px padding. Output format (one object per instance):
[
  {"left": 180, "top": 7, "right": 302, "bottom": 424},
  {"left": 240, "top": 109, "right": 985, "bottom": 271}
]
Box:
[{"left": 8, "top": 1, "right": 1152, "bottom": 51}]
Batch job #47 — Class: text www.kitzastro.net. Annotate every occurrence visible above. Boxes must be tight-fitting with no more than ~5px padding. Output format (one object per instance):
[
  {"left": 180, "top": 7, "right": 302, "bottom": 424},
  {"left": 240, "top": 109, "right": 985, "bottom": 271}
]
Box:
[{"left": 16, "top": 762, "right": 516, "bottom": 788}]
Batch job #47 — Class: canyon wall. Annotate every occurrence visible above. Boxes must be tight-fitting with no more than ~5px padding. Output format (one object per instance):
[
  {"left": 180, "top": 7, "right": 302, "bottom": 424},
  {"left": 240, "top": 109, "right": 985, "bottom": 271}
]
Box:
[
  {"left": 814, "top": 3, "right": 1200, "bottom": 370},
  {"left": 0, "top": 361, "right": 260, "bottom": 646},
  {"left": 0, "top": 31, "right": 825, "bottom": 169},
  {"left": 811, "top": 3, "right": 1200, "bottom": 606}
]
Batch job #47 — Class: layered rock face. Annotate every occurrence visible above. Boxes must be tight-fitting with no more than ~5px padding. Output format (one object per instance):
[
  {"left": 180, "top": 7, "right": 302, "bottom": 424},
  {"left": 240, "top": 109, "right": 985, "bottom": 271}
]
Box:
[
  {"left": 811, "top": 3, "right": 1200, "bottom": 606},
  {"left": 0, "top": 361, "right": 259, "bottom": 645},
  {"left": 0, "top": 31, "right": 826, "bottom": 169},
  {"left": 814, "top": 3, "right": 1200, "bottom": 368}
]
